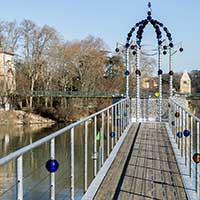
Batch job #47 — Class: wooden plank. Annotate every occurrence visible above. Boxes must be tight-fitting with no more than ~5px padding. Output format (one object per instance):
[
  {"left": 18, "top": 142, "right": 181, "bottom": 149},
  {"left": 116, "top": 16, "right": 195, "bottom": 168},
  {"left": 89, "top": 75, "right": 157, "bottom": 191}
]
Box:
[
  {"left": 94, "top": 124, "right": 138, "bottom": 200},
  {"left": 94, "top": 123, "right": 188, "bottom": 200}
]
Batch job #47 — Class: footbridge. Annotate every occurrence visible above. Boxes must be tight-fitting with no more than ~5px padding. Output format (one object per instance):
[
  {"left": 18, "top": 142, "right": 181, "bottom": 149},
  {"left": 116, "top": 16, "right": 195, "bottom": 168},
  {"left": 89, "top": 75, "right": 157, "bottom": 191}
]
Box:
[
  {"left": 0, "top": 2, "right": 199, "bottom": 200},
  {"left": 0, "top": 97, "right": 200, "bottom": 200}
]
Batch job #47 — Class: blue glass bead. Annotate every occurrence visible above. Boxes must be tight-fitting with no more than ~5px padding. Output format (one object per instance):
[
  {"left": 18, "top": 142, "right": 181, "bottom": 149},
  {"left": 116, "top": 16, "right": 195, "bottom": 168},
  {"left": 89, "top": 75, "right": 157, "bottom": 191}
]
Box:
[
  {"left": 167, "top": 33, "right": 171, "bottom": 37},
  {"left": 125, "top": 43, "right": 130, "bottom": 48},
  {"left": 158, "top": 40, "right": 162, "bottom": 45},
  {"left": 147, "top": 16, "right": 152, "bottom": 21},
  {"left": 177, "top": 132, "right": 183, "bottom": 138},
  {"left": 158, "top": 69, "right": 163, "bottom": 75},
  {"left": 169, "top": 70, "right": 174, "bottom": 76},
  {"left": 136, "top": 23, "right": 140, "bottom": 27},
  {"left": 163, "top": 45, "right": 167, "bottom": 50},
  {"left": 45, "top": 159, "right": 59, "bottom": 173},
  {"left": 110, "top": 131, "right": 115, "bottom": 138},
  {"left": 115, "top": 48, "right": 120, "bottom": 53},
  {"left": 179, "top": 47, "right": 184, "bottom": 52},
  {"left": 124, "top": 70, "right": 130, "bottom": 76},
  {"left": 128, "top": 33, "right": 132, "bottom": 38},
  {"left": 169, "top": 43, "right": 174, "bottom": 48},
  {"left": 150, "top": 19, "right": 155, "bottom": 25},
  {"left": 171, "top": 121, "right": 175, "bottom": 126},
  {"left": 163, "top": 27, "right": 168, "bottom": 32},
  {"left": 131, "top": 27, "right": 135, "bottom": 32},
  {"left": 163, "top": 51, "right": 167, "bottom": 55},
  {"left": 183, "top": 130, "right": 190, "bottom": 137}
]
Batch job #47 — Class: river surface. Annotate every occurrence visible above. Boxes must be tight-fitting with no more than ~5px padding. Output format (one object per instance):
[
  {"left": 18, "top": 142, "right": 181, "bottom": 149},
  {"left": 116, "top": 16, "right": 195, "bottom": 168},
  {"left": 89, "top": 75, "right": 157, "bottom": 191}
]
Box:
[
  {"left": 0, "top": 99, "right": 199, "bottom": 200},
  {"left": 0, "top": 123, "right": 95, "bottom": 200}
]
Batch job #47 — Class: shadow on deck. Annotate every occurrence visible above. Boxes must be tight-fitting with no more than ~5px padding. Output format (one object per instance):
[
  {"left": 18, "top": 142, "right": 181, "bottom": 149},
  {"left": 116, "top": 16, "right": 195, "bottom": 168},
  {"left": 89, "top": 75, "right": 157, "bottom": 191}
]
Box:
[{"left": 94, "top": 123, "right": 187, "bottom": 200}]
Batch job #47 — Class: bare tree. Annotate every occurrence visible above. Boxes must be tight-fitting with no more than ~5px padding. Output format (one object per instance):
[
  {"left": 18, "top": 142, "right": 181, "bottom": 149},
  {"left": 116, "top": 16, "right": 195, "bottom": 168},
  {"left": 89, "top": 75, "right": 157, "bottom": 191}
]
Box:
[{"left": 21, "top": 20, "right": 59, "bottom": 108}]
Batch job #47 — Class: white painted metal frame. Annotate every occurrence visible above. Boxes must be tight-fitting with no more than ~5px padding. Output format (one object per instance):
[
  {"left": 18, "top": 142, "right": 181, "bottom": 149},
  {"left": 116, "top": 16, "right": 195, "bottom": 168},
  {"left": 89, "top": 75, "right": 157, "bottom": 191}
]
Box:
[
  {"left": 0, "top": 98, "right": 131, "bottom": 200},
  {"left": 169, "top": 97, "right": 200, "bottom": 199}
]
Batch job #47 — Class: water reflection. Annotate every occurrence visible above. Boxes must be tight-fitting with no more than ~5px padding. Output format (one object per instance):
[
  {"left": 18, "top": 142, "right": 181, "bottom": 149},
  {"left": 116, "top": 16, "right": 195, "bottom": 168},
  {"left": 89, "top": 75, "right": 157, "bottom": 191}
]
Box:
[{"left": 0, "top": 123, "right": 95, "bottom": 200}]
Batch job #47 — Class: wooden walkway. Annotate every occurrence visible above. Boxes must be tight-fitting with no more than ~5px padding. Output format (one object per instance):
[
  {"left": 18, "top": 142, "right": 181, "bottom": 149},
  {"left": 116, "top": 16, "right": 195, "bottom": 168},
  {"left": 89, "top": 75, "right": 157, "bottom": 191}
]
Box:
[{"left": 94, "top": 123, "right": 187, "bottom": 200}]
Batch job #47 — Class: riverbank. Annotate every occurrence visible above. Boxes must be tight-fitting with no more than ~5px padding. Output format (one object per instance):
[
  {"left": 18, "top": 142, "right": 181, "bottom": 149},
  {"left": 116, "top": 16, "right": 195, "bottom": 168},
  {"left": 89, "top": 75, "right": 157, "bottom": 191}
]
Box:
[{"left": 0, "top": 110, "right": 55, "bottom": 125}]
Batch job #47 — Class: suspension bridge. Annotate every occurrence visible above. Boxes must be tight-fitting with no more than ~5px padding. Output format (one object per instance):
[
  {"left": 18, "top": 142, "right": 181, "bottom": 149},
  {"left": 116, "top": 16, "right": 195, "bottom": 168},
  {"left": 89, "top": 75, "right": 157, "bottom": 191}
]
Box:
[{"left": 0, "top": 2, "right": 200, "bottom": 200}]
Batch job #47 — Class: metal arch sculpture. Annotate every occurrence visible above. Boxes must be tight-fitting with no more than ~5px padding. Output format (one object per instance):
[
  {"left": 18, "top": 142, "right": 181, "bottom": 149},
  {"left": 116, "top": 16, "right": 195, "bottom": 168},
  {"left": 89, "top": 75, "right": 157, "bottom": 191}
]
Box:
[
  {"left": 125, "top": 3, "right": 174, "bottom": 48},
  {"left": 125, "top": 2, "right": 174, "bottom": 122}
]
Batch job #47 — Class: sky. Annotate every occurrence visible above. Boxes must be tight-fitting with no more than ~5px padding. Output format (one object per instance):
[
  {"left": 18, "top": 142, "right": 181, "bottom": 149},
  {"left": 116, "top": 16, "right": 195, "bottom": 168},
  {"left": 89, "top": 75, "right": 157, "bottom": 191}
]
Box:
[{"left": 0, "top": 0, "right": 199, "bottom": 73}]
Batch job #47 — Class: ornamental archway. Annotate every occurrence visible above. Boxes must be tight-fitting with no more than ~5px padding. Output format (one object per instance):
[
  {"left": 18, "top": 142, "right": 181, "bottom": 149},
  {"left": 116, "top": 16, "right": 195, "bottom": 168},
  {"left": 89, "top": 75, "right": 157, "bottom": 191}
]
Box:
[{"left": 119, "top": 2, "right": 182, "bottom": 122}]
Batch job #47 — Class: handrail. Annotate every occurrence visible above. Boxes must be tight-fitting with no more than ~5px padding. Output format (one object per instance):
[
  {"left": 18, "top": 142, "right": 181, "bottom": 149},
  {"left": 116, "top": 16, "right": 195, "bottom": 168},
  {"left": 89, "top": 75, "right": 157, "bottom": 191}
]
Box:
[
  {"left": 0, "top": 98, "right": 127, "bottom": 166},
  {"left": 169, "top": 97, "right": 200, "bottom": 198},
  {"left": 170, "top": 97, "right": 200, "bottom": 122}
]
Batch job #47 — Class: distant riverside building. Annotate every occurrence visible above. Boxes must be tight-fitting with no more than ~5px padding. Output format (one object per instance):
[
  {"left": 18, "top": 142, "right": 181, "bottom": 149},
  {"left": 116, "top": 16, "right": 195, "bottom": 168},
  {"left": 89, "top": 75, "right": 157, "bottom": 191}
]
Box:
[
  {"left": 0, "top": 50, "right": 16, "bottom": 110},
  {"left": 180, "top": 71, "right": 191, "bottom": 94},
  {"left": 141, "top": 77, "right": 157, "bottom": 89}
]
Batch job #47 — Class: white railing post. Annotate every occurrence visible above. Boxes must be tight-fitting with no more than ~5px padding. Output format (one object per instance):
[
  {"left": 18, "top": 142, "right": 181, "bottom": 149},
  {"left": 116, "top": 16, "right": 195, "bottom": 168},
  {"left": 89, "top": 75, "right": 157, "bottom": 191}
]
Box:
[
  {"left": 189, "top": 116, "right": 193, "bottom": 178},
  {"left": 126, "top": 48, "right": 130, "bottom": 97},
  {"left": 50, "top": 138, "right": 55, "bottom": 200},
  {"left": 169, "top": 47, "right": 173, "bottom": 97},
  {"left": 196, "top": 122, "right": 200, "bottom": 196},
  {"left": 185, "top": 112, "right": 188, "bottom": 166},
  {"left": 93, "top": 116, "right": 97, "bottom": 177},
  {"left": 70, "top": 128, "right": 74, "bottom": 200},
  {"left": 158, "top": 45, "right": 162, "bottom": 122},
  {"left": 17, "top": 155, "right": 23, "bottom": 200},
  {"left": 107, "top": 109, "right": 110, "bottom": 157},
  {"left": 101, "top": 113, "right": 105, "bottom": 165},
  {"left": 120, "top": 102, "right": 122, "bottom": 136},
  {"left": 136, "top": 46, "right": 140, "bottom": 122},
  {"left": 111, "top": 106, "right": 114, "bottom": 149},
  {"left": 84, "top": 121, "right": 88, "bottom": 192},
  {"left": 115, "top": 105, "right": 117, "bottom": 143}
]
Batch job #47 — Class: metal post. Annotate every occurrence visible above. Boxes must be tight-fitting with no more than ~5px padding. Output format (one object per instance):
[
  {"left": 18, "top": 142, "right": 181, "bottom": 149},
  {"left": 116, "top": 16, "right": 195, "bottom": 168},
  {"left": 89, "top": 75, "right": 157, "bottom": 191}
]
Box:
[
  {"left": 101, "top": 113, "right": 104, "bottom": 165},
  {"left": 196, "top": 122, "right": 200, "bottom": 195},
  {"left": 84, "top": 121, "right": 88, "bottom": 192},
  {"left": 93, "top": 116, "right": 97, "bottom": 177},
  {"left": 176, "top": 105, "right": 178, "bottom": 144},
  {"left": 136, "top": 46, "right": 140, "bottom": 122},
  {"left": 111, "top": 106, "right": 114, "bottom": 149},
  {"left": 115, "top": 105, "right": 118, "bottom": 143},
  {"left": 126, "top": 48, "right": 130, "bottom": 97},
  {"left": 17, "top": 155, "right": 23, "bottom": 200},
  {"left": 189, "top": 116, "right": 193, "bottom": 178},
  {"left": 120, "top": 102, "right": 122, "bottom": 136},
  {"left": 50, "top": 138, "right": 55, "bottom": 200},
  {"left": 185, "top": 112, "right": 188, "bottom": 166},
  {"left": 158, "top": 45, "right": 162, "bottom": 122},
  {"left": 180, "top": 107, "right": 183, "bottom": 157},
  {"left": 169, "top": 47, "right": 173, "bottom": 97},
  {"left": 107, "top": 109, "right": 110, "bottom": 157},
  {"left": 70, "top": 128, "right": 74, "bottom": 200}
]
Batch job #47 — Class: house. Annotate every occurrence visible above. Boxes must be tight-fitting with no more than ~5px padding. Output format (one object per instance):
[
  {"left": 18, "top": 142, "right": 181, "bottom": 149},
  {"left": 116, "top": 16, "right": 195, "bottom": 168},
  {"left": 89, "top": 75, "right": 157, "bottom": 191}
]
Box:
[
  {"left": 0, "top": 50, "right": 16, "bottom": 110},
  {"left": 180, "top": 71, "right": 191, "bottom": 94}
]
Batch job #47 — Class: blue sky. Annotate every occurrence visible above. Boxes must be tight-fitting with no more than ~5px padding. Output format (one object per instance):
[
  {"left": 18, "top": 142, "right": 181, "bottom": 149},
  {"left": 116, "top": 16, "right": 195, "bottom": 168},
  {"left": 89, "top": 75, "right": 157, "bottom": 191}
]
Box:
[{"left": 0, "top": 0, "right": 199, "bottom": 72}]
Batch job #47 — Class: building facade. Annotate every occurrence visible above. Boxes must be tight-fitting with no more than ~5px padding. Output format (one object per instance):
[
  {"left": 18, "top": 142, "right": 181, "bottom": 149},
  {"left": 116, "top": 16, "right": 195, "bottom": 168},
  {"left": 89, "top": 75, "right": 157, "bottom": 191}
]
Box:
[{"left": 180, "top": 71, "right": 191, "bottom": 94}]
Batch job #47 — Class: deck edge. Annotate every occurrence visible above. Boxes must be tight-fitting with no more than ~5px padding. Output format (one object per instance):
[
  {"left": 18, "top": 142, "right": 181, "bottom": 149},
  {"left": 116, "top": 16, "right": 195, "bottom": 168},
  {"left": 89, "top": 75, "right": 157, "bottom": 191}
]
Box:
[
  {"left": 81, "top": 122, "right": 135, "bottom": 200},
  {"left": 165, "top": 122, "right": 198, "bottom": 200}
]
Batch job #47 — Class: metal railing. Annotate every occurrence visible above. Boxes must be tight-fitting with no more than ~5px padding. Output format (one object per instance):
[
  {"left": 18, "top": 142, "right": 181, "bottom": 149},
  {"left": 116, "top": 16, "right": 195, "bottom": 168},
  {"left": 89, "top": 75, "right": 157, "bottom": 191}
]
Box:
[
  {"left": 169, "top": 97, "right": 200, "bottom": 198},
  {"left": 131, "top": 98, "right": 169, "bottom": 122},
  {"left": 30, "top": 90, "right": 124, "bottom": 98},
  {"left": 0, "top": 98, "right": 131, "bottom": 200}
]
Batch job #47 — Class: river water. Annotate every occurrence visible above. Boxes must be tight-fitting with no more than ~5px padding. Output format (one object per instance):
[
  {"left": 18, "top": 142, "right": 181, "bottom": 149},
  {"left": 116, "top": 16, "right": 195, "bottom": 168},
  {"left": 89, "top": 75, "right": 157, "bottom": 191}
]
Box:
[
  {"left": 0, "top": 123, "right": 95, "bottom": 200},
  {"left": 0, "top": 100, "right": 199, "bottom": 200}
]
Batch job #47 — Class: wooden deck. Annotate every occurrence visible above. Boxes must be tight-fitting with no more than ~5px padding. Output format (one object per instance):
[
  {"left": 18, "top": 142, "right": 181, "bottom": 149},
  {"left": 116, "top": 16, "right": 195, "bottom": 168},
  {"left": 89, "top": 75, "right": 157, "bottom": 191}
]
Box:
[{"left": 94, "top": 123, "right": 187, "bottom": 200}]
